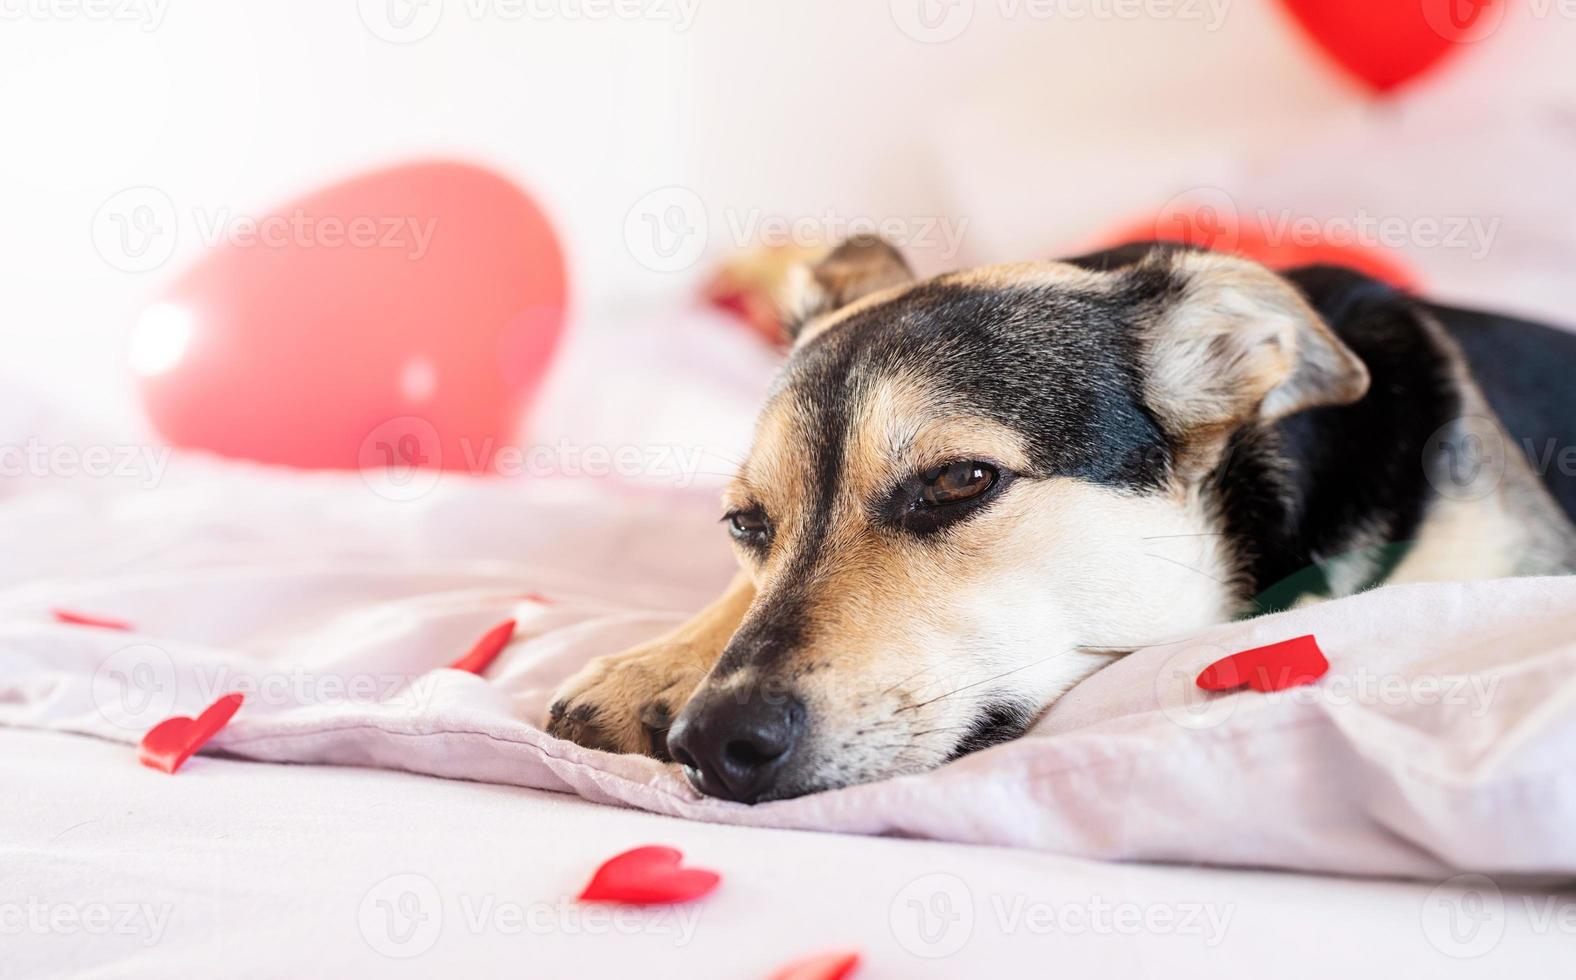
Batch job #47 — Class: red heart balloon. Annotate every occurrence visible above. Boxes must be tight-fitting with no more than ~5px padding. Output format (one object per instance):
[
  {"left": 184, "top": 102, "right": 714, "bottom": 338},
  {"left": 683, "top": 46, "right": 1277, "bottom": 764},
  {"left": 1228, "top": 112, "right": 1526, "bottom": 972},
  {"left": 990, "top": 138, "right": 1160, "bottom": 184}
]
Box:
[
  {"left": 135, "top": 161, "right": 567, "bottom": 472},
  {"left": 139, "top": 693, "right": 245, "bottom": 773},
  {"left": 1276, "top": 0, "right": 1508, "bottom": 94},
  {"left": 768, "top": 950, "right": 862, "bottom": 980},
  {"left": 1196, "top": 635, "right": 1329, "bottom": 693},
  {"left": 448, "top": 619, "right": 516, "bottom": 675},
  {"left": 578, "top": 846, "right": 721, "bottom": 905}
]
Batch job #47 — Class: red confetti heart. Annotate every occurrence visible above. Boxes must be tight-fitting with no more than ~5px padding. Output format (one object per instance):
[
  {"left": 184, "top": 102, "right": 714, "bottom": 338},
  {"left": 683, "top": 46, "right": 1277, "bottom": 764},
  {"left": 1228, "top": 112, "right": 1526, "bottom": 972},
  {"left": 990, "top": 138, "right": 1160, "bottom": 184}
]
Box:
[
  {"left": 448, "top": 619, "right": 516, "bottom": 675},
  {"left": 578, "top": 846, "right": 720, "bottom": 905},
  {"left": 1197, "top": 635, "right": 1329, "bottom": 693},
  {"left": 53, "top": 608, "right": 133, "bottom": 631},
  {"left": 139, "top": 693, "right": 244, "bottom": 774},
  {"left": 768, "top": 950, "right": 862, "bottom": 980}
]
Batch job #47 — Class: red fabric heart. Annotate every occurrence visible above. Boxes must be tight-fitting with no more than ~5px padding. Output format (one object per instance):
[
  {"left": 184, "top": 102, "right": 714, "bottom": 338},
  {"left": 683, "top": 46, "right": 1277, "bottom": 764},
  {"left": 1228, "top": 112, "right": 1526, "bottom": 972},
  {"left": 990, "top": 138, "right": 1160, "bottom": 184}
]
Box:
[
  {"left": 768, "top": 950, "right": 862, "bottom": 980},
  {"left": 448, "top": 619, "right": 516, "bottom": 675},
  {"left": 138, "top": 693, "right": 245, "bottom": 773},
  {"left": 578, "top": 846, "right": 721, "bottom": 905},
  {"left": 52, "top": 608, "right": 133, "bottom": 631},
  {"left": 1197, "top": 635, "right": 1329, "bottom": 693}
]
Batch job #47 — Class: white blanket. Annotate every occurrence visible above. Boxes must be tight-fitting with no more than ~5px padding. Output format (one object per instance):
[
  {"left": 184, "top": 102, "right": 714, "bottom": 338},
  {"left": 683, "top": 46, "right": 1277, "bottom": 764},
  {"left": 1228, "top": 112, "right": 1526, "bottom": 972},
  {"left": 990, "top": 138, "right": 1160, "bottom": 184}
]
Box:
[{"left": 4, "top": 456, "right": 1574, "bottom": 882}]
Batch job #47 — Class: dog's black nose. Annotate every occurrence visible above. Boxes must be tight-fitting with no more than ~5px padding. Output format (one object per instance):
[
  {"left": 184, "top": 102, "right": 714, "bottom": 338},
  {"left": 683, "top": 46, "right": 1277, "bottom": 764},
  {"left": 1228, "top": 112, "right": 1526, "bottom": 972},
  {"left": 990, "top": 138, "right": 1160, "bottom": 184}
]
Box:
[{"left": 667, "top": 685, "right": 805, "bottom": 804}]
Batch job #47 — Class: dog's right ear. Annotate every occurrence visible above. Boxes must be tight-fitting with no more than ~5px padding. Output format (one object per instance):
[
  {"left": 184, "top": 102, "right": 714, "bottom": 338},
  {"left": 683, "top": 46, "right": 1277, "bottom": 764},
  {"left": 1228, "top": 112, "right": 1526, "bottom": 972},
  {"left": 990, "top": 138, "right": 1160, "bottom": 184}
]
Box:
[
  {"left": 779, "top": 235, "right": 914, "bottom": 341},
  {"left": 1138, "top": 249, "right": 1371, "bottom": 477}
]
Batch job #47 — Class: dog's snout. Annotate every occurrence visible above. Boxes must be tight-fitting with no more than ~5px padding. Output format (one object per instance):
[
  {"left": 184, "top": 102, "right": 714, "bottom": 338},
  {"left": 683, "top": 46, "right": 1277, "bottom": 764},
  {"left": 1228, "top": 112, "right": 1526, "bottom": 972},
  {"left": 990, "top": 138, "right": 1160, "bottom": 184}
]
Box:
[{"left": 667, "top": 685, "right": 805, "bottom": 804}]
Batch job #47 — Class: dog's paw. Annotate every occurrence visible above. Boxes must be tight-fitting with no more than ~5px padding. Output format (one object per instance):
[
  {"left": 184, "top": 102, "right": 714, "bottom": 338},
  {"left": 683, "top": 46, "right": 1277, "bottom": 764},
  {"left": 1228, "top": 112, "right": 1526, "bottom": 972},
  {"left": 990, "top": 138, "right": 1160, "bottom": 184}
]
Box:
[{"left": 545, "top": 641, "right": 710, "bottom": 760}]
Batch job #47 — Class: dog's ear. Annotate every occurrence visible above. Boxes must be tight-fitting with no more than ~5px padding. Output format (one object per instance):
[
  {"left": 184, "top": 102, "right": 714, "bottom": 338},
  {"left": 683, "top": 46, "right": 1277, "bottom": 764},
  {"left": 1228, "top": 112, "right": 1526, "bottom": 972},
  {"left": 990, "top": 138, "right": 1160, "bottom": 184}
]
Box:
[
  {"left": 1140, "top": 250, "right": 1370, "bottom": 470},
  {"left": 779, "top": 235, "right": 914, "bottom": 341}
]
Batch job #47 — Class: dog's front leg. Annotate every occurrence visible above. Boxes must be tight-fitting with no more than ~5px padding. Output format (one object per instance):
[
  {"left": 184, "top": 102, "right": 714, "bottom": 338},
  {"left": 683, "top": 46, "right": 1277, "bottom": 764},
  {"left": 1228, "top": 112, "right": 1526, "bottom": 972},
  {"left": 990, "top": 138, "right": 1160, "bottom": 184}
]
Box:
[{"left": 545, "top": 572, "right": 754, "bottom": 759}]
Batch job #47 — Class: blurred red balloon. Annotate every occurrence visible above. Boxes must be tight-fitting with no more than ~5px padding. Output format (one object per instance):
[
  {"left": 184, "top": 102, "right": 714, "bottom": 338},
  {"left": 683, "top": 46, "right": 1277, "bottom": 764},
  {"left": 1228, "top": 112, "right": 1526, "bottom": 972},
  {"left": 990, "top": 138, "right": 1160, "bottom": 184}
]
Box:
[
  {"left": 1276, "top": 0, "right": 1508, "bottom": 94},
  {"left": 1102, "top": 207, "right": 1422, "bottom": 293},
  {"left": 135, "top": 161, "right": 568, "bottom": 473}
]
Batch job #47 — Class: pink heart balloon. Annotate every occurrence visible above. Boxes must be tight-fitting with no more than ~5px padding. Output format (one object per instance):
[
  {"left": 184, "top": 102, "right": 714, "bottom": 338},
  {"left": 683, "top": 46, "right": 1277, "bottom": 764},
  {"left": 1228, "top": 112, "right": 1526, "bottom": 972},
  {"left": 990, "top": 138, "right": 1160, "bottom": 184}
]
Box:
[{"left": 135, "top": 161, "right": 568, "bottom": 472}]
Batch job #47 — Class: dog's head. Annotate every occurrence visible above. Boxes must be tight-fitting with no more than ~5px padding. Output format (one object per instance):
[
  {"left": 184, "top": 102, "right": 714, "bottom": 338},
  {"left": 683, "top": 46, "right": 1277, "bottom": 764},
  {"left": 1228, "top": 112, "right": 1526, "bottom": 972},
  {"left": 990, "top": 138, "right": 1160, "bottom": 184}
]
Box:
[{"left": 667, "top": 238, "right": 1370, "bottom": 802}]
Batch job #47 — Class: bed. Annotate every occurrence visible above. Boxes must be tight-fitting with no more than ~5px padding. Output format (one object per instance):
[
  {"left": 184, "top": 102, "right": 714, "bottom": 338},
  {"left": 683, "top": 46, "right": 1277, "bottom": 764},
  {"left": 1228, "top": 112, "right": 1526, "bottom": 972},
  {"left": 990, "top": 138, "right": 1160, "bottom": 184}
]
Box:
[{"left": 4, "top": 305, "right": 1574, "bottom": 978}]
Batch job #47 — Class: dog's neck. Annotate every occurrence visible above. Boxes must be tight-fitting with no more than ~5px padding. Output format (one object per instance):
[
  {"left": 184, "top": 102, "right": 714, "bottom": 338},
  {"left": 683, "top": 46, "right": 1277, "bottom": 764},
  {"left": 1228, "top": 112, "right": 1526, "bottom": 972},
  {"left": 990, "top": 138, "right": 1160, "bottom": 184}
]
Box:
[{"left": 1209, "top": 267, "right": 1576, "bottom": 613}]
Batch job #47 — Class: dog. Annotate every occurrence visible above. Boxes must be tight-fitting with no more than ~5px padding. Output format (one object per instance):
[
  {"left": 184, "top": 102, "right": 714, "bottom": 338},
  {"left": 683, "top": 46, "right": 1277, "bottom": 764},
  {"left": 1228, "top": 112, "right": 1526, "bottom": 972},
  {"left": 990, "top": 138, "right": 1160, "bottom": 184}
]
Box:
[{"left": 547, "top": 237, "right": 1576, "bottom": 803}]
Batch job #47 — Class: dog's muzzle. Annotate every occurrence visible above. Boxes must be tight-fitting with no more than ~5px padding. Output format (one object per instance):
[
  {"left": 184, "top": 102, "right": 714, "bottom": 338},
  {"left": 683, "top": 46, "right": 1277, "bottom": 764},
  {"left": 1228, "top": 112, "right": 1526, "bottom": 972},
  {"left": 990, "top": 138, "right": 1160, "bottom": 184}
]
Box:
[{"left": 666, "top": 682, "right": 806, "bottom": 804}]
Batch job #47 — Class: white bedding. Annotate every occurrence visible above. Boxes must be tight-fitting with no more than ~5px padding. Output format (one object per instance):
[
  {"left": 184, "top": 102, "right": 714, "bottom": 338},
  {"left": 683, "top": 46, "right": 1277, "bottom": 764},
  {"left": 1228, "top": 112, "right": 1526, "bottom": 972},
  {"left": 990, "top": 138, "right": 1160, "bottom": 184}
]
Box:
[
  {"left": 4, "top": 451, "right": 1576, "bottom": 882},
  {"left": 4, "top": 305, "right": 1575, "bottom": 976},
  {"left": 5, "top": 727, "right": 1573, "bottom": 979}
]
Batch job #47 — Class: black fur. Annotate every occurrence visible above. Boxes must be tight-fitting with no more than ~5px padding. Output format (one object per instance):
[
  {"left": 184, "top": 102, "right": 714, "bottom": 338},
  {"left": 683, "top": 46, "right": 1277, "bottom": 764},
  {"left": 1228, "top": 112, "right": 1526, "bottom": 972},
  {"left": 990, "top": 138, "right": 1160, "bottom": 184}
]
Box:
[
  {"left": 1429, "top": 301, "right": 1576, "bottom": 521},
  {"left": 1074, "top": 244, "right": 1576, "bottom": 604},
  {"left": 724, "top": 242, "right": 1576, "bottom": 681},
  {"left": 1221, "top": 265, "right": 1462, "bottom": 608}
]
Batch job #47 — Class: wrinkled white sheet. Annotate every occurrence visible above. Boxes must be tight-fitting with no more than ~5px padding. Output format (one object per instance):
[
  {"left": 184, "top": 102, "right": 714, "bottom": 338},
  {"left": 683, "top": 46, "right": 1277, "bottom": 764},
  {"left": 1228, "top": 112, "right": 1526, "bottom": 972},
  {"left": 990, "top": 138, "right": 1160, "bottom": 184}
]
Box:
[{"left": 3, "top": 453, "right": 1574, "bottom": 883}]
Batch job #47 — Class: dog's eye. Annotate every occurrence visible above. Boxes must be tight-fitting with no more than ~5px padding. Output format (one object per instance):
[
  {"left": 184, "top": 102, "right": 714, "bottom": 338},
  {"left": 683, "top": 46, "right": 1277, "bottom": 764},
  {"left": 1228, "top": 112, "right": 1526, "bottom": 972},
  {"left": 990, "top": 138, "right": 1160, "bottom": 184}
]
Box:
[
  {"left": 724, "top": 507, "right": 770, "bottom": 547},
  {"left": 919, "top": 461, "right": 997, "bottom": 506}
]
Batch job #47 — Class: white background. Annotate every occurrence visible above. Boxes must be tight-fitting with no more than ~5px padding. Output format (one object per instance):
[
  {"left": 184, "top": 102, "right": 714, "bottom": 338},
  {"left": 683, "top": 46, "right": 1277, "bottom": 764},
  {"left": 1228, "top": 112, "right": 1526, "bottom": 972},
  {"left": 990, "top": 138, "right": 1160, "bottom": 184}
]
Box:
[{"left": 3, "top": 0, "right": 1575, "bottom": 436}]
